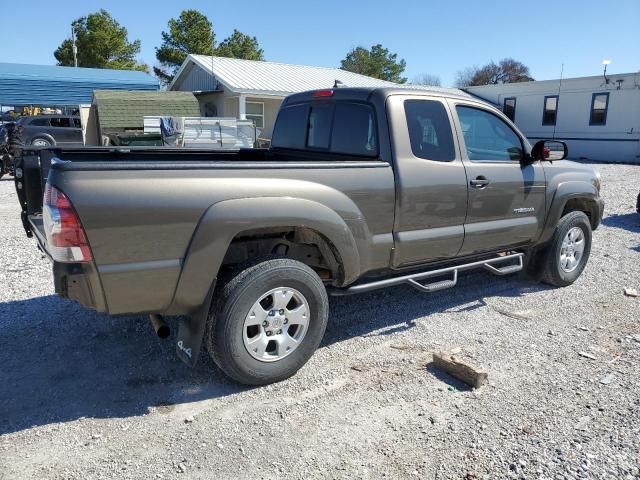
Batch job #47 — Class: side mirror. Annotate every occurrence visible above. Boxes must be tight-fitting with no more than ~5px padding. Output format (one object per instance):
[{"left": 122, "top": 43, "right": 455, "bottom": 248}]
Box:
[{"left": 531, "top": 140, "right": 568, "bottom": 161}]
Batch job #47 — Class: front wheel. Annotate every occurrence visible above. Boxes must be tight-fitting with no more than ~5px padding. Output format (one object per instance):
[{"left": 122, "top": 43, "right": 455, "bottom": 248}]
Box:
[
  {"left": 539, "top": 211, "right": 592, "bottom": 287},
  {"left": 206, "top": 258, "right": 329, "bottom": 386}
]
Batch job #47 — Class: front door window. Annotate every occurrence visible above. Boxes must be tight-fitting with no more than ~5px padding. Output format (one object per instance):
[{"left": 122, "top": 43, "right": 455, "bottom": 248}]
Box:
[{"left": 456, "top": 106, "right": 523, "bottom": 162}]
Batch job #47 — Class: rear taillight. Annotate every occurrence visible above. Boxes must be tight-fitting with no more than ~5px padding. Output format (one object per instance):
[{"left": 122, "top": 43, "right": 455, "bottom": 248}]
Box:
[{"left": 43, "top": 183, "right": 92, "bottom": 262}]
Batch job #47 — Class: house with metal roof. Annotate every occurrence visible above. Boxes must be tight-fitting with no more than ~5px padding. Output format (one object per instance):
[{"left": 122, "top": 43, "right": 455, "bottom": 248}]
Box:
[
  {"left": 0, "top": 62, "right": 159, "bottom": 115},
  {"left": 169, "top": 55, "right": 399, "bottom": 139}
]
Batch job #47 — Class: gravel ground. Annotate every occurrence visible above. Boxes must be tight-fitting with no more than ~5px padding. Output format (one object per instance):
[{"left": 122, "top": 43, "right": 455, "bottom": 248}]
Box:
[{"left": 0, "top": 163, "right": 639, "bottom": 480}]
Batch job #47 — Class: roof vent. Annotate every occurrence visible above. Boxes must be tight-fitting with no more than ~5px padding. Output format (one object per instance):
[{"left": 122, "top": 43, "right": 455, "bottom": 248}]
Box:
[{"left": 333, "top": 79, "right": 345, "bottom": 88}]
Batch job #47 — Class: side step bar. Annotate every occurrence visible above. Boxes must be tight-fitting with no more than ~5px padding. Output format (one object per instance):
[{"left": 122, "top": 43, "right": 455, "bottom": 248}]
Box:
[{"left": 329, "top": 252, "right": 524, "bottom": 296}]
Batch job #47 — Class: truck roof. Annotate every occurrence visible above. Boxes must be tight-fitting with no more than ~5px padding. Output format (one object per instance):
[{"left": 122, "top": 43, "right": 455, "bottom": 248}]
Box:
[{"left": 284, "top": 85, "right": 475, "bottom": 105}]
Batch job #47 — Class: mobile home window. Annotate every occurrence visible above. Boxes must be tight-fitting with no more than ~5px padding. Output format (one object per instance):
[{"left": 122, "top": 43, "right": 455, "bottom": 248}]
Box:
[
  {"left": 542, "top": 96, "right": 558, "bottom": 126},
  {"left": 590, "top": 93, "right": 609, "bottom": 125},
  {"left": 503, "top": 97, "right": 516, "bottom": 121},
  {"left": 245, "top": 101, "right": 264, "bottom": 128}
]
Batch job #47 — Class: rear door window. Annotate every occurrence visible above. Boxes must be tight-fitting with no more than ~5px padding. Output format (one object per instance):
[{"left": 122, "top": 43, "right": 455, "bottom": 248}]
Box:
[
  {"left": 404, "top": 100, "right": 455, "bottom": 161},
  {"left": 29, "top": 117, "right": 50, "bottom": 126},
  {"left": 50, "top": 117, "right": 71, "bottom": 128}
]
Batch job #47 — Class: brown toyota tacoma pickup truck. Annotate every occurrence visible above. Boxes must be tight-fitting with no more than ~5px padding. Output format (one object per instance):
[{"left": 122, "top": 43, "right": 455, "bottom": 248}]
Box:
[{"left": 15, "top": 87, "right": 604, "bottom": 385}]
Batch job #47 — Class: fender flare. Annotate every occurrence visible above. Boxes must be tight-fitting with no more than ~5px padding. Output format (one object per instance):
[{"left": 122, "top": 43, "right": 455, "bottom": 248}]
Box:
[
  {"left": 538, "top": 181, "right": 600, "bottom": 245},
  {"left": 169, "top": 196, "right": 361, "bottom": 313}
]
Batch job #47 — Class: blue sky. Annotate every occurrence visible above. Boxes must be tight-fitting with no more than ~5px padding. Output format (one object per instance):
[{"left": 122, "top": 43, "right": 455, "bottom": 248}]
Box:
[{"left": 1, "top": 0, "right": 638, "bottom": 86}]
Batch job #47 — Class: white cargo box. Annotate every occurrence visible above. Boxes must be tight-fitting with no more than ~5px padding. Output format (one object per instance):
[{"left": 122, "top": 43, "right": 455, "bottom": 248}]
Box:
[{"left": 143, "top": 116, "right": 258, "bottom": 149}]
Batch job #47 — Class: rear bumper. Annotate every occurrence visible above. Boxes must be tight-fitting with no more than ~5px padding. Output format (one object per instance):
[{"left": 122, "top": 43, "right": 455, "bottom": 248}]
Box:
[
  {"left": 53, "top": 261, "right": 107, "bottom": 312},
  {"left": 53, "top": 262, "right": 100, "bottom": 311}
]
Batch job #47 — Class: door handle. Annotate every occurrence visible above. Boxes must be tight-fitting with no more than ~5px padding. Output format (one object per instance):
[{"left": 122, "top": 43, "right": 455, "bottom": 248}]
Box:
[{"left": 470, "top": 176, "right": 490, "bottom": 188}]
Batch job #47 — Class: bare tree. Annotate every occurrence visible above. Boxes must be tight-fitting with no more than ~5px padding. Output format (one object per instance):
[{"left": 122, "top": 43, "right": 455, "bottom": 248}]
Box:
[
  {"left": 454, "top": 67, "right": 478, "bottom": 87},
  {"left": 412, "top": 73, "right": 441, "bottom": 87},
  {"left": 455, "top": 58, "right": 534, "bottom": 87}
]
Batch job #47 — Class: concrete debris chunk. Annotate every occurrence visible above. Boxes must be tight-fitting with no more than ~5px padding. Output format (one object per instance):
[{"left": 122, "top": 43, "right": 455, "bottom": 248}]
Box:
[
  {"left": 623, "top": 288, "right": 639, "bottom": 297},
  {"left": 578, "top": 351, "right": 597, "bottom": 360},
  {"left": 491, "top": 306, "right": 531, "bottom": 321},
  {"left": 599, "top": 374, "right": 615, "bottom": 385},
  {"left": 432, "top": 351, "right": 488, "bottom": 389}
]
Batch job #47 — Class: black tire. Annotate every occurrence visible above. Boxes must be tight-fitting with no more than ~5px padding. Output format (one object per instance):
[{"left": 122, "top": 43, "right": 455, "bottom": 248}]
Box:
[
  {"left": 539, "top": 211, "right": 592, "bottom": 287},
  {"left": 206, "top": 258, "right": 329, "bottom": 386}
]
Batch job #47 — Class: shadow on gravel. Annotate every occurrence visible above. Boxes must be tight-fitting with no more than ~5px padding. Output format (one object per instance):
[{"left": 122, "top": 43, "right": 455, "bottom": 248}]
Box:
[
  {"left": 0, "top": 269, "right": 549, "bottom": 436},
  {"left": 602, "top": 212, "right": 640, "bottom": 234},
  {"left": 602, "top": 213, "right": 640, "bottom": 252},
  {"left": 0, "top": 295, "right": 244, "bottom": 436},
  {"left": 323, "top": 269, "right": 551, "bottom": 347},
  {"left": 425, "top": 364, "right": 472, "bottom": 392}
]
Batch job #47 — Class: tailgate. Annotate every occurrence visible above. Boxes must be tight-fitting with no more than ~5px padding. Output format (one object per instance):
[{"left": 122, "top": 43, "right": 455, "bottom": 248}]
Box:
[
  {"left": 14, "top": 148, "right": 55, "bottom": 237},
  {"left": 27, "top": 214, "right": 47, "bottom": 253}
]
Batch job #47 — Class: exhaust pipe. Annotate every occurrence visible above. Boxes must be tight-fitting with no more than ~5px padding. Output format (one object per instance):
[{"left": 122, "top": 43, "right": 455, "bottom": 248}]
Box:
[{"left": 149, "top": 314, "right": 170, "bottom": 339}]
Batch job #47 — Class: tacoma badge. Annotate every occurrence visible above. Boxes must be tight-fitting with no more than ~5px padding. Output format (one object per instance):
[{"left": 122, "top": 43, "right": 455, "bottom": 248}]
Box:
[{"left": 513, "top": 207, "right": 535, "bottom": 214}]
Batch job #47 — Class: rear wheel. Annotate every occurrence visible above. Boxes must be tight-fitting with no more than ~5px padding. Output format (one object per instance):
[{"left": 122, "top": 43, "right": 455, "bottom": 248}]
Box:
[
  {"left": 206, "top": 258, "right": 329, "bottom": 385},
  {"left": 31, "top": 137, "right": 52, "bottom": 147},
  {"left": 538, "top": 211, "right": 592, "bottom": 287}
]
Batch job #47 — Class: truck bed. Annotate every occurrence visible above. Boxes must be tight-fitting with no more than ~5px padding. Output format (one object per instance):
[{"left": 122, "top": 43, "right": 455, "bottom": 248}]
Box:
[{"left": 16, "top": 146, "right": 396, "bottom": 316}]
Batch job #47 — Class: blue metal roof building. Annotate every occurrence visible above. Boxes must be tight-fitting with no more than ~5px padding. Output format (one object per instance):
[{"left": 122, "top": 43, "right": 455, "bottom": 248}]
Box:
[{"left": 0, "top": 63, "right": 159, "bottom": 106}]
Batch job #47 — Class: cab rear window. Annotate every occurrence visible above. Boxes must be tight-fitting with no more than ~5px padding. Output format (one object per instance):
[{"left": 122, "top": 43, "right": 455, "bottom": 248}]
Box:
[
  {"left": 272, "top": 102, "right": 378, "bottom": 157},
  {"left": 271, "top": 104, "right": 308, "bottom": 150}
]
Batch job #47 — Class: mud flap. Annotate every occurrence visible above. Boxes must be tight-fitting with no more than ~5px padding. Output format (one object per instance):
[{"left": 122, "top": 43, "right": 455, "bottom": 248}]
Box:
[{"left": 175, "top": 281, "right": 216, "bottom": 367}]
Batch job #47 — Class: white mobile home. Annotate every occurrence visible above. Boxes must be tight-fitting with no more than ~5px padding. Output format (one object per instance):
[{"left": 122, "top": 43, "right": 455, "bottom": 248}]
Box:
[
  {"left": 169, "top": 55, "right": 398, "bottom": 141},
  {"left": 465, "top": 72, "right": 640, "bottom": 163}
]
